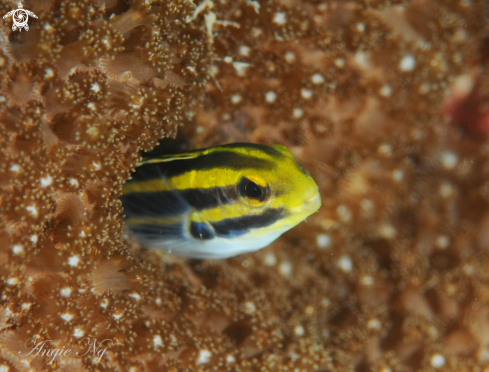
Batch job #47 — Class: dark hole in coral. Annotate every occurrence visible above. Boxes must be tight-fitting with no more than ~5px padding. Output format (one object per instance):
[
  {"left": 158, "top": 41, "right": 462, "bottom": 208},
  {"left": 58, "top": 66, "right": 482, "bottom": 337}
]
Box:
[
  {"left": 250, "top": 271, "right": 269, "bottom": 288},
  {"left": 429, "top": 249, "right": 460, "bottom": 272},
  {"left": 379, "top": 311, "right": 405, "bottom": 352},
  {"left": 481, "top": 37, "right": 489, "bottom": 65},
  {"left": 103, "top": 0, "right": 131, "bottom": 17},
  {"left": 404, "top": 344, "right": 424, "bottom": 370},
  {"left": 355, "top": 360, "right": 370, "bottom": 372},
  {"left": 122, "top": 26, "right": 153, "bottom": 52},
  {"left": 328, "top": 307, "right": 356, "bottom": 328},
  {"left": 424, "top": 288, "right": 442, "bottom": 316},
  {"left": 364, "top": 239, "right": 393, "bottom": 271},
  {"left": 223, "top": 320, "right": 252, "bottom": 346}
]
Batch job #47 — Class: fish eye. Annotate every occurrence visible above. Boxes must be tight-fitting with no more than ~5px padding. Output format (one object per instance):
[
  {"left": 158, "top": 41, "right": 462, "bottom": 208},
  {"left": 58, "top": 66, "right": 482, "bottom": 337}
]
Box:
[
  {"left": 238, "top": 177, "right": 270, "bottom": 203},
  {"left": 245, "top": 181, "right": 262, "bottom": 198}
]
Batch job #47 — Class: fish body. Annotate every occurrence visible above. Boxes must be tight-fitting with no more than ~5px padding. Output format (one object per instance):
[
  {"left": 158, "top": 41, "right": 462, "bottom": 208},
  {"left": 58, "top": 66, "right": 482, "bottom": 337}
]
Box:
[{"left": 121, "top": 143, "right": 321, "bottom": 259}]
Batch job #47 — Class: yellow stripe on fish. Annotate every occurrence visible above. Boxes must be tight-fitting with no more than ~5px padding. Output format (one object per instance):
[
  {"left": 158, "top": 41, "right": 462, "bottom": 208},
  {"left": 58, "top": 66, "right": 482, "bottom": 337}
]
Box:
[{"left": 121, "top": 143, "right": 321, "bottom": 259}]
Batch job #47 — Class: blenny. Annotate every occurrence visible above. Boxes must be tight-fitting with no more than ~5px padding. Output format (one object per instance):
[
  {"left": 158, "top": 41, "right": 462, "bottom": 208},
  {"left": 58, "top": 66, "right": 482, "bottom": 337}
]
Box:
[{"left": 121, "top": 143, "right": 321, "bottom": 259}]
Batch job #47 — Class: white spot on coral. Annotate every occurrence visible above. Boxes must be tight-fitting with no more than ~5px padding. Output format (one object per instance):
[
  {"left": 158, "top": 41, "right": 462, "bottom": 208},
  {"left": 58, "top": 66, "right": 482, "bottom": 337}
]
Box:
[
  {"left": 294, "top": 325, "right": 305, "bottom": 336},
  {"left": 356, "top": 23, "right": 365, "bottom": 32},
  {"left": 231, "top": 94, "right": 242, "bottom": 104},
  {"left": 279, "top": 261, "right": 292, "bottom": 277},
  {"left": 7, "top": 277, "right": 18, "bottom": 286},
  {"left": 209, "top": 65, "right": 219, "bottom": 77},
  {"left": 361, "top": 275, "right": 374, "bottom": 286},
  {"left": 197, "top": 349, "right": 211, "bottom": 364},
  {"left": 155, "top": 298, "right": 162, "bottom": 306},
  {"left": 334, "top": 58, "right": 345, "bottom": 68},
  {"left": 354, "top": 51, "right": 369, "bottom": 69},
  {"left": 9, "top": 164, "right": 21, "bottom": 173},
  {"left": 265, "top": 91, "right": 276, "bottom": 103},
  {"left": 379, "top": 224, "right": 397, "bottom": 239},
  {"left": 153, "top": 335, "right": 163, "bottom": 347},
  {"left": 251, "top": 27, "right": 262, "bottom": 37},
  {"left": 380, "top": 85, "right": 392, "bottom": 97},
  {"left": 367, "top": 318, "right": 381, "bottom": 330},
  {"left": 91, "top": 83, "right": 101, "bottom": 93},
  {"left": 226, "top": 355, "right": 235, "bottom": 363},
  {"left": 30, "top": 235, "right": 38, "bottom": 243},
  {"left": 273, "top": 12, "right": 286, "bottom": 25},
  {"left": 233, "top": 61, "right": 250, "bottom": 76},
  {"left": 399, "top": 55, "right": 416, "bottom": 71},
  {"left": 439, "top": 182, "right": 454, "bottom": 198},
  {"left": 26, "top": 205, "right": 38, "bottom": 218},
  {"left": 73, "top": 328, "right": 84, "bottom": 338},
  {"left": 21, "top": 302, "right": 31, "bottom": 310},
  {"left": 0, "top": 96, "right": 5, "bottom": 103},
  {"left": 69, "top": 178, "right": 79, "bottom": 188},
  {"left": 301, "top": 89, "right": 312, "bottom": 100},
  {"left": 40, "top": 175, "right": 53, "bottom": 187},
  {"left": 44, "top": 68, "right": 54, "bottom": 79},
  {"left": 380, "top": 368, "right": 392, "bottom": 372},
  {"left": 100, "top": 299, "right": 108, "bottom": 309},
  {"left": 60, "top": 287, "right": 72, "bottom": 298},
  {"left": 128, "top": 292, "right": 141, "bottom": 302},
  {"left": 440, "top": 151, "right": 458, "bottom": 169},
  {"left": 392, "top": 169, "right": 404, "bottom": 182},
  {"left": 68, "top": 255, "right": 80, "bottom": 267},
  {"left": 311, "top": 73, "right": 324, "bottom": 85},
  {"left": 436, "top": 235, "right": 450, "bottom": 249},
  {"left": 263, "top": 253, "right": 276, "bottom": 266},
  {"left": 337, "top": 256, "right": 352, "bottom": 272},
  {"left": 12, "top": 245, "right": 24, "bottom": 255},
  {"left": 87, "top": 102, "right": 96, "bottom": 111},
  {"left": 430, "top": 354, "right": 446, "bottom": 368},
  {"left": 316, "top": 234, "right": 331, "bottom": 249},
  {"left": 336, "top": 205, "right": 351, "bottom": 222},
  {"left": 113, "top": 312, "right": 123, "bottom": 320},
  {"left": 293, "top": 108, "right": 303, "bottom": 119},
  {"left": 244, "top": 302, "right": 256, "bottom": 314},
  {"left": 378, "top": 143, "right": 392, "bottom": 156},
  {"left": 92, "top": 161, "right": 101, "bottom": 171},
  {"left": 223, "top": 56, "right": 233, "bottom": 63},
  {"left": 60, "top": 313, "right": 74, "bottom": 322},
  {"left": 239, "top": 45, "right": 251, "bottom": 57},
  {"left": 362, "top": 198, "right": 374, "bottom": 214},
  {"left": 418, "top": 83, "right": 430, "bottom": 94},
  {"left": 285, "top": 51, "right": 296, "bottom": 64}
]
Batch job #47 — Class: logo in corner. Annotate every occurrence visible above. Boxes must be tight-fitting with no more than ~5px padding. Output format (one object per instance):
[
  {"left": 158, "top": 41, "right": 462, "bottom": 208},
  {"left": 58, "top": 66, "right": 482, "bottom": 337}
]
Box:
[{"left": 3, "top": 3, "right": 37, "bottom": 32}]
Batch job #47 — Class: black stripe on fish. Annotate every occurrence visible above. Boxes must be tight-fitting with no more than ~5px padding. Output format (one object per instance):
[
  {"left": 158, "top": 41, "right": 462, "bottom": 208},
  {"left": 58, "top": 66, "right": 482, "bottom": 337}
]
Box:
[
  {"left": 181, "top": 186, "right": 237, "bottom": 211},
  {"left": 210, "top": 208, "right": 285, "bottom": 238},
  {"left": 121, "top": 185, "right": 237, "bottom": 218},
  {"left": 121, "top": 189, "right": 190, "bottom": 218}
]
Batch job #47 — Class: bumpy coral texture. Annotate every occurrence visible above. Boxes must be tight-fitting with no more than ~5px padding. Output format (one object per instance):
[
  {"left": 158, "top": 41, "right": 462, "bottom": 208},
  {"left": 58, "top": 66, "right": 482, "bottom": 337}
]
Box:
[{"left": 1, "top": 0, "right": 488, "bottom": 371}]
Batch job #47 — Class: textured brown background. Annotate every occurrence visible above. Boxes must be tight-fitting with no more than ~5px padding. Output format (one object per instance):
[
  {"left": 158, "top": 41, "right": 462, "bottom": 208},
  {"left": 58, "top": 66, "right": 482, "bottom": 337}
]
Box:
[{"left": 1, "top": 0, "right": 489, "bottom": 371}]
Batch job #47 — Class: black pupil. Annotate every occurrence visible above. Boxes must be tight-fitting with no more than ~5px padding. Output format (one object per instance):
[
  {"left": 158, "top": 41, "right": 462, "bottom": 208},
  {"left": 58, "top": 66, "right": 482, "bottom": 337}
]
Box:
[{"left": 245, "top": 181, "right": 263, "bottom": 198}]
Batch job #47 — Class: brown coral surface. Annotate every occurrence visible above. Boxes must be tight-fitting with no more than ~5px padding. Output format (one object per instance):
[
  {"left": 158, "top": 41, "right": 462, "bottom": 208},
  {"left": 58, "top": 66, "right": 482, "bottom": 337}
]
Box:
[{"left": 1, "top": 0, "right": 489, "bottom": 371}]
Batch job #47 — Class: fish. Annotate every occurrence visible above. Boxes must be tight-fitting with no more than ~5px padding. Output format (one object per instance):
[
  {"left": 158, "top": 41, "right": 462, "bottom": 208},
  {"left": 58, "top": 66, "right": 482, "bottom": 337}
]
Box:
[{"left": 120, "top": 143, "right": 321, "bottom": 259}]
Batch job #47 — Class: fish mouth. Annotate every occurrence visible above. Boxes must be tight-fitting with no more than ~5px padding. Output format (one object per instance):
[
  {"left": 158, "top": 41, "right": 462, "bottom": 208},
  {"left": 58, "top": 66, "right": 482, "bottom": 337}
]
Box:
[
  {"left": 290, "top": 191, "right": 321, "bottom": 216},
  {"left": 303, "top": 192, "right": 321, "bottom": 213}
]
